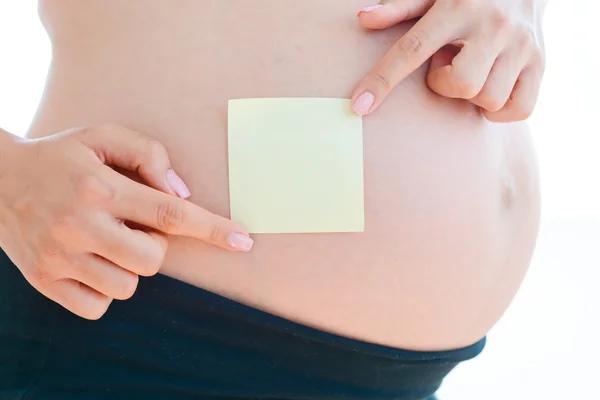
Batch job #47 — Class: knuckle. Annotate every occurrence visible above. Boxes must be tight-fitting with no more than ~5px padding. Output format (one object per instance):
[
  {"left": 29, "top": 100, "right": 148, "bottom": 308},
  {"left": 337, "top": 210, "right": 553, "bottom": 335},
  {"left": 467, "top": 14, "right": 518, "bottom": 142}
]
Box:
[
  {"left": 140, "top": 261, "right": 161, "bottom": 277},
  {"left": 138, "top": 246, "right": 166, "bottom": 277},
  {"left": 462, "top": 86, "right": 480, "bottom": 99},
  {"left": 372, "top": 71, "right": 391, "bottom": 90},
  {"left": 490, "top": 8, "right": 511, "bottom": 31},
  {"left": 509, "top": 100, "right": 534, "bottom": 121},
  {"left": 75, "top": 173, "right": 115, "bottom": 203},
  {"left": 156, "top": 202, "right": 185, "bottom": 233},
  {"left": 82, "top": 300, "right": 110, "bottom": 320},
  {"left": 149, "top": 247, "right": 166, "bottom": 274},
  {"left": 516, "top": 105, "right": 534, "bottom": 120},
  {"left": 447, "top": 0, "right": 476, "bottom": 10},
  {"left": 96, "top": 122, "right": 121, "bottom": 133},
  {"left": 396, "top": 30, "right": 428, "bottom": 58},
  {"left": 114, "top": 274, "right": 139, "bottom": 300},
  {"left": 143, "top": 138, "right": 168, "bottom": 164},
  {"left": 38, "top": 240, "right": 64, "bottom": 264},
  {"left": 75, "top": 126, "right": 97, "bottom": 138},
  {"left": 450, "top": 77, "right": 479, "bottom": 99},
  {"left": 485, "top": 101, "right": 505, "bottom": 113},
  {"left": 208, "top": 223, "right": 222, "bottom": 245},
  {"left": 482, "top": 99, "right": 505, "bottom": 112},
  {"left": 52, "top": 213, "right": 78, "bottom": 234},
  {"left": 483, "top": 110, "right": 509, "bottom": 123},
  {"left": 476, "top": 93, "right": 506, "bottom": 112},
  {"left": 30, "top": 263, "right": 55, "bottom": 287},
  {"left": 517, "top": 28, "right": 536, "bottom": 52}
]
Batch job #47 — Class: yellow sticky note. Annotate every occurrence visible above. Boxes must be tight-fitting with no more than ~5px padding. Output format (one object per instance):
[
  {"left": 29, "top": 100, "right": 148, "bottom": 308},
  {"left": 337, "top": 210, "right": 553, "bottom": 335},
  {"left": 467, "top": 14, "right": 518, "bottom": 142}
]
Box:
[{"left": 228, "top": 98, "right": 364, "bottom": 234}]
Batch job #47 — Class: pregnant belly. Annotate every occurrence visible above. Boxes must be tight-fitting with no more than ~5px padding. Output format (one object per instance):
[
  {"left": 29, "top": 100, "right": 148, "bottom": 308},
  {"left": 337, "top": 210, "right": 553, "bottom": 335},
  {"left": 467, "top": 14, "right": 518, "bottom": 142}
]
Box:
[{"left": 29, "top": 0, "right": 541, "bottom": 350}]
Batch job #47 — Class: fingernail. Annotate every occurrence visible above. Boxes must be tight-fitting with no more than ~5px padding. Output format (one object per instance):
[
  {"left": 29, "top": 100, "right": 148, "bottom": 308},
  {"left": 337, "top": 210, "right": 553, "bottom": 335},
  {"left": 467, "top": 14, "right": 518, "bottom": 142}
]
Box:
[
  {"left": 227, "top": 233, "right": 254, "bottom": 252},
  {"left": 166, "top": 169, "right": 191, "bottom": 199},
  {"left": 358, "top": 4, "right": 383, "bottom": 16},
  {"left": 352, "top": 92, "right": 375, "bottom": 115}
]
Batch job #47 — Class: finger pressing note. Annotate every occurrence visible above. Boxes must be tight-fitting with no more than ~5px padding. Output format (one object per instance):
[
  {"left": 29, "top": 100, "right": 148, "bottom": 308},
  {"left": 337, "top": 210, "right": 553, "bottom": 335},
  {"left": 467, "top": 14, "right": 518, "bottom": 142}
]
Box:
[
  {"left": 357, "top": 0, "right": 434, "bottom": 30},
  {"left": 352, "top": 4, "right": 453, "bottom": 115},
  {"left": 111, "top": 174, "right": 254, "bottom": 252}
]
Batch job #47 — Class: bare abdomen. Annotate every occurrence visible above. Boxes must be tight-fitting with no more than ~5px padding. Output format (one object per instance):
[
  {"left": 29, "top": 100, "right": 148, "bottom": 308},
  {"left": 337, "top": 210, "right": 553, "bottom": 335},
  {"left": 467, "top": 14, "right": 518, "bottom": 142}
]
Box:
[{"left": 29, "top": 0, "right": 541, "bottom": 350}]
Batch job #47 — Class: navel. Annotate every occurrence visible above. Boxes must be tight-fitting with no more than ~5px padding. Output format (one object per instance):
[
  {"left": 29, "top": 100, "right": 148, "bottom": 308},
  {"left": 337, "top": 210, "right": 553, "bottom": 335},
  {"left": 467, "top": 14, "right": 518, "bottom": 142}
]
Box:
[{"left": 500, "top": 170, "right": 517, "bottom": 210}]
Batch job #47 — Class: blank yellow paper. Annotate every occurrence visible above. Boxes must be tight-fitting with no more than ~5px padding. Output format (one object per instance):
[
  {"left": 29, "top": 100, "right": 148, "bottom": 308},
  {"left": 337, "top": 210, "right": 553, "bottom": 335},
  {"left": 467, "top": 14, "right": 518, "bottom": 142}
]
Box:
[{"left": 228, "top": 98, "right": 364, "bottom": 234}]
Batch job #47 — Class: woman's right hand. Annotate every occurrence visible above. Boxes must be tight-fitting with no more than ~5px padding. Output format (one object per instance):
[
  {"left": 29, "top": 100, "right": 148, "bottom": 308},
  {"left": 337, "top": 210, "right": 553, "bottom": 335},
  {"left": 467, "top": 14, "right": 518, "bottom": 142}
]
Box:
[{"left": 0, "top": 124, "right": 253, "bottom": 320}]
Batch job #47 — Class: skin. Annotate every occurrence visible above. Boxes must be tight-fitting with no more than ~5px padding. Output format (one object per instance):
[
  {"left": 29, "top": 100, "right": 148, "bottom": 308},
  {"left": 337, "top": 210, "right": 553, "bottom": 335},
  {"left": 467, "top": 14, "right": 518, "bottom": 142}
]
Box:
[
  {"left": 352, "top": 0, "right": 547, "bottom": 121},
  {"left": 0, "top": 0, "right": 543, "bottom": 351},
  {"left": 0, "top": 126, "right": 253, "bottom": 320}
]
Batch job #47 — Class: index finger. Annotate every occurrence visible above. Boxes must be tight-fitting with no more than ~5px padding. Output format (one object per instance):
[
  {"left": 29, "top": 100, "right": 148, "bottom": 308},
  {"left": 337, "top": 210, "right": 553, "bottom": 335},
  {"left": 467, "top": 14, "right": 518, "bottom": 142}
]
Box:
[
  {"left": 111, "top": 174, "right": 254, "bottom": 252},
  {"left": 351, "top": 7, "right": 454, "bottom": 115}
]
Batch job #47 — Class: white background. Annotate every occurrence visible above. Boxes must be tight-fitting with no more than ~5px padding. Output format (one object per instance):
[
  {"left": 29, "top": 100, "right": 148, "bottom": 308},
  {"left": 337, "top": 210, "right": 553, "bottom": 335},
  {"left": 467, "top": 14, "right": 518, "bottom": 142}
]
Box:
[{"left": 0, "top": 1, "right": 598, "bottom": 399}]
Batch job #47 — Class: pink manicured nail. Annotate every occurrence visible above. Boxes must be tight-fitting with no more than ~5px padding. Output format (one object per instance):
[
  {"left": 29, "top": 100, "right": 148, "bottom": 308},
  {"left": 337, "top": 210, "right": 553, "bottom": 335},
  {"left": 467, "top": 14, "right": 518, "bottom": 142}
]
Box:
[
  {"left": 352, "top": 92, "right": 375, "bottom": 115},
  {"left": 361, "top": 4, "right": 383, "bottom": 12},
  {"left": 166, "top": 169, "right": 191, "bottom": 199},
  {"left": 227, "top": 233, "right": 254, "bottom": 252}
]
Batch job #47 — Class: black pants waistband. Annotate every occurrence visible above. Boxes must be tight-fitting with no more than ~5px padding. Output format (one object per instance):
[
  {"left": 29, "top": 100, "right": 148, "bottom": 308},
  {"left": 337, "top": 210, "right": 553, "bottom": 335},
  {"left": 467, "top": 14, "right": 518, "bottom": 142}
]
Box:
[{"left": 0, "top": 248, "right": 484, "bottom": 399}]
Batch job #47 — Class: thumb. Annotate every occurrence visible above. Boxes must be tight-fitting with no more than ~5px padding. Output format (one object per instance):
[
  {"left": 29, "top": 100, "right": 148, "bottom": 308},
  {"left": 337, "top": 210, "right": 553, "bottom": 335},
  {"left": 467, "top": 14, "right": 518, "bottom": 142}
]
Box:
[
  {"left": 79, "top": 124, "right": 190, "bottom": 199},
  {"left": 357, "top": 0, "right": 434, "bottom": 30}
]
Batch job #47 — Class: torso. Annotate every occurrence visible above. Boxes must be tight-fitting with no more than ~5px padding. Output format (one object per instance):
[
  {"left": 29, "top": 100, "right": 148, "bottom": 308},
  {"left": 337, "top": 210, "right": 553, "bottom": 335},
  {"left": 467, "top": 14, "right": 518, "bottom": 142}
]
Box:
[{"left": 29, "top": 0, "right": 540, "bottom": 351}]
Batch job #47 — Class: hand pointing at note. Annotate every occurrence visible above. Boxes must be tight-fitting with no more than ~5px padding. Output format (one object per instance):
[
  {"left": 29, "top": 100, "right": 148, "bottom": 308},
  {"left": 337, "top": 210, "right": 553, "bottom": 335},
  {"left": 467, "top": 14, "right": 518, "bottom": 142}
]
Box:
[
  {"left": 0, "top": 125, "right": 253, "bottom": 320},
  {"left": 352, "top": 0, "right": 547, "bottom": 122}
]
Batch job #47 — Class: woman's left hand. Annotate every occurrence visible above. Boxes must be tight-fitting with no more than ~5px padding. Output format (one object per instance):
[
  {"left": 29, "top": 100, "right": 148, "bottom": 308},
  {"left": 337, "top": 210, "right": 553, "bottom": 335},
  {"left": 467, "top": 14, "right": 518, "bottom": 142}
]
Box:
[{"left": 351, "top": 0, "right": 547, "bottom": 122}]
